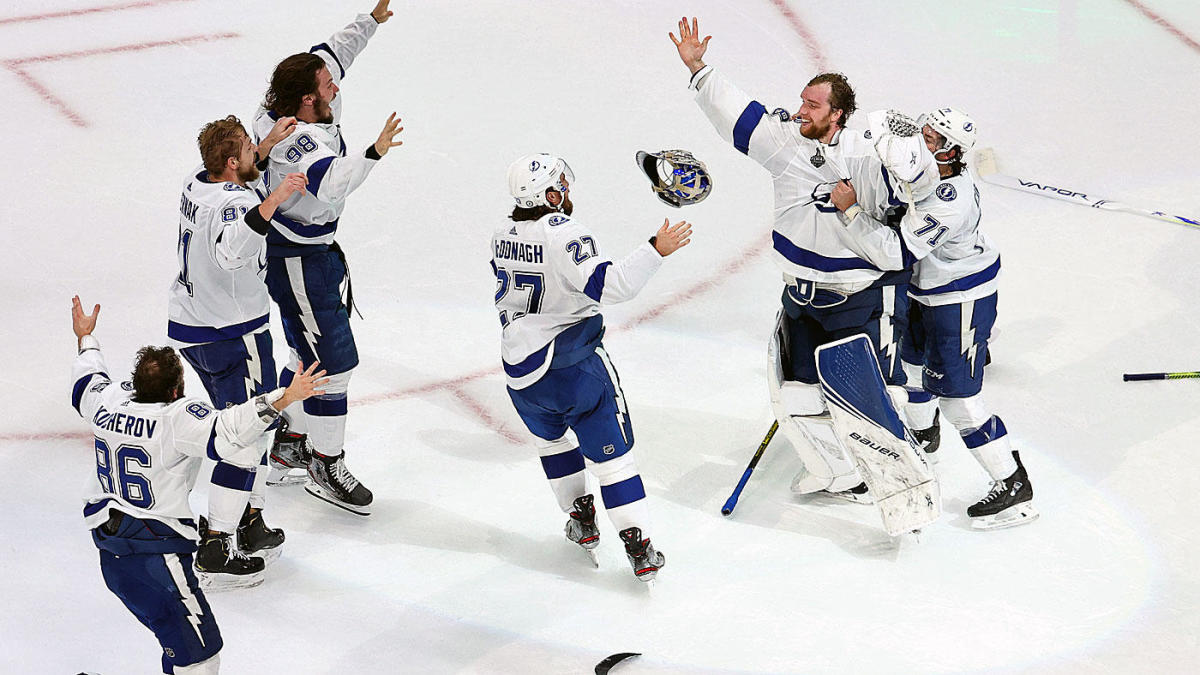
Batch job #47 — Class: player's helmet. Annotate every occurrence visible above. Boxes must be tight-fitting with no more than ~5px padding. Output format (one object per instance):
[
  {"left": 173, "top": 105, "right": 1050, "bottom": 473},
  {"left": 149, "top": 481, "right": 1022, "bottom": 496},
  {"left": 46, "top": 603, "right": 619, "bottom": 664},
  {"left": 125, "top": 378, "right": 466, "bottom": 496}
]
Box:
[
  {"left": 507, "top": 154, "right": 575, "bottom": 209},
  {"left": 635, "top": 149, "right": 713, "bottom": 208},
  {"left": 919, "top": 108, "right": 977, "bottom": 163}
]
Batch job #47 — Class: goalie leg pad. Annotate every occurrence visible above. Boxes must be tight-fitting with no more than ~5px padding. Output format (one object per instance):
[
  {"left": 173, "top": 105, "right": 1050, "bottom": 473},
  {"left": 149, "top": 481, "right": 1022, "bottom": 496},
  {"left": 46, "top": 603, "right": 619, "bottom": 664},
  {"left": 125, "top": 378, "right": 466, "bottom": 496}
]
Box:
[
  {"left": 817, "top": 334, "right": 940, "bottom": 536},
  {"left": 768, "top": 310, "right": 859, "bottom": 492}
]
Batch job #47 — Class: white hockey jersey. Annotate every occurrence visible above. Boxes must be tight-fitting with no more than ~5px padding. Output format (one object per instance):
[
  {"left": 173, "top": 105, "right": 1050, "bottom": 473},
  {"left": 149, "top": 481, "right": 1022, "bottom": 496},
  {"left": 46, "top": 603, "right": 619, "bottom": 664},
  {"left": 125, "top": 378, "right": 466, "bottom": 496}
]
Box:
[
  {"left": 252, "top": 13, "right": 381, "bottom": 247},
  {"left": 492, "top": 213, "right": 663, "bottom": 389},
  {"left": 167, "top": 166, "right": 270, "bottom": 346},
  {"left": 903, "top": 172, "right": 999, "bottom": 306},
  {"left": 72, "top": 336, "right": 281, "bottom": 539},
  {"left": 690, "top": 66, "right": 907, "bottom": 290}
]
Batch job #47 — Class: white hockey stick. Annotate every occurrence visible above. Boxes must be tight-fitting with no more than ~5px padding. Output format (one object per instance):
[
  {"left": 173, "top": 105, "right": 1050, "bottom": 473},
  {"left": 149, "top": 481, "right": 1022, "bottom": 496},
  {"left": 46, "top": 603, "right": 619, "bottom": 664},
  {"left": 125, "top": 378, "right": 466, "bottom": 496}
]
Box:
[{"left": 974, "top": 147, "right": 1200, "bottom": 230}]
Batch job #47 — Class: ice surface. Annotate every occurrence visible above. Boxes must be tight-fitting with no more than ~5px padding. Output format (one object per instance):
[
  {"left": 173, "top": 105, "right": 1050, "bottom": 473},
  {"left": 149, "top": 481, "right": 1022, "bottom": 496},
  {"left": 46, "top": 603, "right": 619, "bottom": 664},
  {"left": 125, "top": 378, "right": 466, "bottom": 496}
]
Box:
[{"left": 3, "top": 0, "right": 1198, "bottom": 673}]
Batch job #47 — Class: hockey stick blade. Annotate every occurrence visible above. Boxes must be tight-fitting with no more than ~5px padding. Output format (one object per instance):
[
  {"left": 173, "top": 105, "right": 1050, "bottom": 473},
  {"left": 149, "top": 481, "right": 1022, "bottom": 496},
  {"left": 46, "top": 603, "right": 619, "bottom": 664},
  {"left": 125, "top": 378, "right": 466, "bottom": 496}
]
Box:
[
  {"left": 595, "top": 652, "right": 641, "bottom": 674},
  {"left": 1123, "top": 371, "right": 1200, "bottom": 381},
  {"left": 721, "top": 421, "right": 779, "bottom": 516},
  {"left": 975, "top": 147, "right": 1200, "bottom": 230}
]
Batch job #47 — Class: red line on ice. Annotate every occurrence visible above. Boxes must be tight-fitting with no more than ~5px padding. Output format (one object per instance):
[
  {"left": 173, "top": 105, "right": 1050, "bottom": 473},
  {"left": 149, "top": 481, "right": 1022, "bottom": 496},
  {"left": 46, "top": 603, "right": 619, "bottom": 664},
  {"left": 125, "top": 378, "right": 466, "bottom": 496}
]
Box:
[
  {"left": 0, "top": 0, "right": 194, "bottom": 25},
  {"left": 767, "top": 0, "right": 828, "bottom": 71},
  {"left": 6, "top": 33, "right": 238, "bottom": 127},
  {"left": 1120, "top": 0, "right": 1200, "bottom": 54}
]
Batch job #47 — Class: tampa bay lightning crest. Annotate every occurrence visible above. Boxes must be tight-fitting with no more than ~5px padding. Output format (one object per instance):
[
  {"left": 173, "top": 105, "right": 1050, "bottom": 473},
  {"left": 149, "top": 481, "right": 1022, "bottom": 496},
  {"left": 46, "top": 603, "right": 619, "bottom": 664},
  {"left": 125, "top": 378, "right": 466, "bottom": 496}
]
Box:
[
  {"left": 547, "top": 215, "right": 568, "bottom": 226},
  {"left": 530, "top": 160, "right": 541, "bottom": 171},
  {"left": 936, "top": 183, "right": 957, "bottom": 201},
  {"left": 810, "top": 148, "right": 825, "bottom": 168},
  {"left": 863, "top": 129, "right": 872, "bottom": 139}
]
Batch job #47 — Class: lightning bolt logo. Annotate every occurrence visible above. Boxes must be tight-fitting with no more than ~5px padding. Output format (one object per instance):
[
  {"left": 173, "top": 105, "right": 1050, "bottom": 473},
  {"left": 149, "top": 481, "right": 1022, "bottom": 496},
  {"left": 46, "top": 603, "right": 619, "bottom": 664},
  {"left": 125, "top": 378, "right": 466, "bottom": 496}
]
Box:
[
  {"left": 285, "top": 257, "right": 322, "bottom": 359},
  {"left": 164, "top": 553, "right": 208, "bottom": 647},
  {"left": 243, "top": 333, "right": 265, "bottom": 401},
  {"left": 962, "top": 300, "right": 979, "bottom": 375},
  {"left": 880, "top": 286, "right": 897, "bottom": 374}
]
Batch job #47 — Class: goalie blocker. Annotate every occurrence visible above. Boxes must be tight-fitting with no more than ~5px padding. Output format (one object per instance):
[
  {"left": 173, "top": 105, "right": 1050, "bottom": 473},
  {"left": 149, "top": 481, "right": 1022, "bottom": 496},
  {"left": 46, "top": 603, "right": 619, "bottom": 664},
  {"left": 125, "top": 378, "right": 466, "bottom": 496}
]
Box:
[{"left": 816, "top": 334, "right": 941, "bottom": 536}]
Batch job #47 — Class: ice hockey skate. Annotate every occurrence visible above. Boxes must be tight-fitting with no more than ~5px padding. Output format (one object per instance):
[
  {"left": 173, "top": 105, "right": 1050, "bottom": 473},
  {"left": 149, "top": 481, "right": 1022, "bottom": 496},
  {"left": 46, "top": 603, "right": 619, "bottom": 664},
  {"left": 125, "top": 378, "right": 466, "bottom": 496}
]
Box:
[
  {"left": 968, "top": 451, "right": 1038, "bottom": 530},
  {"left": 237, "top": 505, "right": 285, "bottom": 565},
  {"left": 267, "top": 418, "right": 313, "bottom": 486},
  {"left": 911, "top": 409, "right": 942, "bottom": 461},
  {"left": 306, "top": 451, "right": 373, "bottom": 516},
  {"left": 565, "top": 494, "right": 600, "bottom": 567},
  {"left": 618, "top": 527, "right": 665, "bottom": 582},
  {"left": 195, "top": 517, "right": 265, "bottom": 590}
]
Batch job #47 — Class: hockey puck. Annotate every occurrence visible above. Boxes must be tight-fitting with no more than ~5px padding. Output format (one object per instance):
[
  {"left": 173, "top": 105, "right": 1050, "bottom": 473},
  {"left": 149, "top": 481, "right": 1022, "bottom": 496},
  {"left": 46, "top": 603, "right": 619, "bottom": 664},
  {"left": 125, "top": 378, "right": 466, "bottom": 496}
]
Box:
[{"left": 595, "top": 652, "right": 641, "bottom": 674}]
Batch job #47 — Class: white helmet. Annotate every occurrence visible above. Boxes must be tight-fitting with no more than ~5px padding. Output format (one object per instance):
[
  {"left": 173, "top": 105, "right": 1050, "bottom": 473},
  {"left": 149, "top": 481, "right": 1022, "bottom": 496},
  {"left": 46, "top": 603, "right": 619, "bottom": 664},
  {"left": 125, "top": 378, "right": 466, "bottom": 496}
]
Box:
[
  {"left": 919, "top": 107, "right": 977, "bottom": 163},
  {"left": 507, "top": 153, "right": 575, "bottom": 209}
]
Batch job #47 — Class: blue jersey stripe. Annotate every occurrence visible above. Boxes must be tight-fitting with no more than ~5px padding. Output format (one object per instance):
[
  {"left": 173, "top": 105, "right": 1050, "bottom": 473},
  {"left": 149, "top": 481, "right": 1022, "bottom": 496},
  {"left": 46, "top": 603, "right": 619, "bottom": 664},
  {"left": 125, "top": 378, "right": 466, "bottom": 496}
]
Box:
[
  {"left": 772, "top": 231, "right": 881, "bottom": 272},
  {"left": 540, "top": 448, "right": 586, "bottom": 480},
  {"left": 72, "top": 372, "right": 106, "bottom": 414},
  {"left": 910, "top": 257, "right": 1001, "bottom": 296},
  {"left": 503, "top": 342, "right": 550, "bottom": 378},
  {"left": 733, "top": 101, "right": 768, "bottom": 154},
  {"left": 583, "top": 262, "right": 611, "bottom": 302},
  {"left": 211, "top": 462, "right": 255, "bottom": 491},
  {"left": 167, "top": 315, "right": 269, "bottom": 345},
  {"left": 309, "top": 43, "right": 346, "bottom": 79},
  {"left": 306, "top": 156, "right": 335, "bottom": 197}
]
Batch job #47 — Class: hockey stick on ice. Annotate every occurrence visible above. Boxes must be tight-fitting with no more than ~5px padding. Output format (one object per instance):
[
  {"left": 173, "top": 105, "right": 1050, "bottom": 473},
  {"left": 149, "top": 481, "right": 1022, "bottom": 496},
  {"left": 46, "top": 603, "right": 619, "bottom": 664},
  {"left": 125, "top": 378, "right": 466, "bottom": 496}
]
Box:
[
  {"left": 1123, "top": 370, "right": 1200, "bottom": 381},
  {"left": 721, "top": 421, "right": 779, "bottom": 516},
  {"left": 974, "top": 147, "right": 1200, "bottom": 230}
]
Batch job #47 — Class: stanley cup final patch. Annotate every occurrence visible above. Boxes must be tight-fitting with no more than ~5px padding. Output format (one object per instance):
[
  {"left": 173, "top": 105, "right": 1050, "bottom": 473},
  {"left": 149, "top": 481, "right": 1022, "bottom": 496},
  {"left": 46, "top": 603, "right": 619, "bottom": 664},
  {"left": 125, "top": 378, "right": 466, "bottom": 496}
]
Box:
[{"left": 810, "top": 149, "right": 825, "bottom": 168}]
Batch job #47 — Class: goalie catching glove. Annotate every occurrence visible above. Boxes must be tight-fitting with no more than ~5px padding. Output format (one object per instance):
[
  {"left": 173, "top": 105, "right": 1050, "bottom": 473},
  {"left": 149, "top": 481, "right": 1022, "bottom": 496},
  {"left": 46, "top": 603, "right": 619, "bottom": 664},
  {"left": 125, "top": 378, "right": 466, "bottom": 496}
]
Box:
[{"left": 866, "top": 109, "right": 938, "bottom": 202}]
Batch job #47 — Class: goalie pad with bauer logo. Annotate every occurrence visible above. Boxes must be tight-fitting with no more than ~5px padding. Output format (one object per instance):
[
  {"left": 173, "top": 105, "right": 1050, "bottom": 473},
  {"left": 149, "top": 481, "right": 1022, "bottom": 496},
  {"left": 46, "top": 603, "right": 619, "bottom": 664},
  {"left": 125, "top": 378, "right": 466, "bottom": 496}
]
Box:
[{"left": 816, "top": 334, "right": 941, "bottom": 536}]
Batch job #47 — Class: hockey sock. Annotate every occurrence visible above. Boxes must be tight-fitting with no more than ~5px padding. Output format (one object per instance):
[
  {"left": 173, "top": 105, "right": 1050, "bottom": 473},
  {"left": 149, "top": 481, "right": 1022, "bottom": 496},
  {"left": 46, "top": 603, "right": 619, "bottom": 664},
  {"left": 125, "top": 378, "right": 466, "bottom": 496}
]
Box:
[
  {"left": 962, "top": 416, "right": 1018, "bottom": 480},
  {"left": 249, "top": 447, "right": 269, "bottom": 510},
  {"left": 303, "top": 370, "right": 352, "bottom": 456},
  {"left": 901, "top": 360, "right": 938, "bottom": 428},
  {"left": 208, "top": 462, "right": 255, "bottom": 533},
  {"left": 589, "top": 454, "right": 651, "bottom": 536},
  {"left": 537, "top": 435, "right": 587, "bottom": 513}
]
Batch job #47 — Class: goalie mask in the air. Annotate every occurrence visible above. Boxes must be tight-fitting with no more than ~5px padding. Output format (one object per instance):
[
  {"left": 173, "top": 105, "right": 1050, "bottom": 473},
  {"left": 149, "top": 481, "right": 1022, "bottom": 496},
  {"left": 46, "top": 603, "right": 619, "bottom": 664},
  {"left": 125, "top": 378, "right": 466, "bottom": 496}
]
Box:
[
  {"left": 635, "top": 149, "right": 713, "bottom": 208},
  {"left": 507, "top": 153, "right": 575, "bottom": 209}
]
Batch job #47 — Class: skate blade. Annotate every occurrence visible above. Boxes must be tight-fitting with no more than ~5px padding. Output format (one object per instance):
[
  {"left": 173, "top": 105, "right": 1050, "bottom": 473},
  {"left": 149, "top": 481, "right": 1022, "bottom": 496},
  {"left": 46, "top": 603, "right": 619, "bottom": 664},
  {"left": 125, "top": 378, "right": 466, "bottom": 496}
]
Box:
[
  {"left": 584, "top": 547, "right": 600, "bottom": 568},
  {"left": 304, "top": 483, "right": 371, "bottom": 516},
  {"left": 196, "top": 569, "right": 264, "bottom": 592},
  {"left": 241, "top": 546, "right": 282, "bottom": 566},
  {"left": 971, "top": 503, "right": 1039, "bottom": 531},
  {"left": 265, "top": 468, "right": 309, "bottom": 487}
]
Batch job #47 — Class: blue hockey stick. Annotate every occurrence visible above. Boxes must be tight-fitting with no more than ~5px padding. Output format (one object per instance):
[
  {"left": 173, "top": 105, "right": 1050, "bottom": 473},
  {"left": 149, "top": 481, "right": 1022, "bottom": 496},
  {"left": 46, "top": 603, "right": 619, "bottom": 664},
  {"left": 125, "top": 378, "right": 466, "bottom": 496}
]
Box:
[{"left": 721, "top": 421, "right": 779, "bottom": 516}]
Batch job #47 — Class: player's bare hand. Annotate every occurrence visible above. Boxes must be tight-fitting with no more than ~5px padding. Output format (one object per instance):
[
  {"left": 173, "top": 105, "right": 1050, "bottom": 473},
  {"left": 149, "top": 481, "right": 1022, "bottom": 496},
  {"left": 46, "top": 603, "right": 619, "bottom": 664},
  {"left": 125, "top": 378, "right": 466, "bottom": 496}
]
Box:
[
  {"left": 371, "top": 0, "right": 393, "bottom": 24},
  {"left": 274, "top": 360, "right": 330, "bottom": 411},
  {"left": 373, "top": 112, "right": 404, "bottom": 157},
  {"left": 669, "top": 17, "right": 710, "bottom": 74},
  {"left": 832, "top": 180, "right": 858, "bottom": 212},
  {"left": 653, "top": 218, "right": 693, "bottom": 256},
  {"left": 273, "top": 172, "right": 308, "bottom": 200},
  {"left": 259, "top": 116, "right": 297, "bottom": 156},
  {"left": 72, "top": 295, "right": 100, "bottom": 340}
]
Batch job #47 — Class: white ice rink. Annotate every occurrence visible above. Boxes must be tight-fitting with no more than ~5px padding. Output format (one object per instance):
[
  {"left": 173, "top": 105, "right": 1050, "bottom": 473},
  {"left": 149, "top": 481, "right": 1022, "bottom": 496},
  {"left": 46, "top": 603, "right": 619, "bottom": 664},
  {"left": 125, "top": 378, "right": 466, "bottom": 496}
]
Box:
[{"left": 4, "top": 0, "right": 1200, "bottom": 672}]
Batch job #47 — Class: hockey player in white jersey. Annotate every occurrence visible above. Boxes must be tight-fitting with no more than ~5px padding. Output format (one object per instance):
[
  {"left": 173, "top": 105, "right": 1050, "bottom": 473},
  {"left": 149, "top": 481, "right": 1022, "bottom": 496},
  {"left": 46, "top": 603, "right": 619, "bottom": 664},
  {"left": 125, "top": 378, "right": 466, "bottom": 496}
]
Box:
[
  {"left": 168, "top": 115, "right": 308, "bottom": 582},
  {"left": 251, "top": 0, "right": 404, "bottom": 515},
  {"left": 894, "top": 109, "right": 1037, "bottom": 529},
  {"left": 671, "top": 18, "right": 921, "bottom": 501},
  {"left": 71, "top": 296, "right": 327, "bottom": 675},
  {"left": 495, "top": 154, "right": 692, "bottom": 581}
]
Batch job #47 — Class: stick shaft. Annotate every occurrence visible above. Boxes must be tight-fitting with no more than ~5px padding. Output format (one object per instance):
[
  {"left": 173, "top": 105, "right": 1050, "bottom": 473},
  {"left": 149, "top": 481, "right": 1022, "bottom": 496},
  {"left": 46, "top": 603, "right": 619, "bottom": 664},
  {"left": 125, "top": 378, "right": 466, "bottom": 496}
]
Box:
[
  {"left": 1123, "top": 371, "right": 1200, "bottom": 381},
  {"left": 721, "top": 421, "right": 779, "bottom": 516},
  {"left": 974, "top": 148, "right": 1200, "bottom": 229}
]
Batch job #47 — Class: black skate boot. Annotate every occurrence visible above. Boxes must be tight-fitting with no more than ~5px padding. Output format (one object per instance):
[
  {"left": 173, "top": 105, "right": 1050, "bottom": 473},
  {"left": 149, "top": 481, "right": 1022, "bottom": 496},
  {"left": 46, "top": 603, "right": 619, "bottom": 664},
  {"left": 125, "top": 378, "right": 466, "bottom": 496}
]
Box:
[
  {"left": 565, "top": 495, "right": 600, "bottom": 567},
  {"left": 618, "top": 527, "right": 665, "bottom": 582},
  {"left": 911, "top": 409, "right": 942, "bottom": 460},
  {"left": 967, "top": 451, "right": 1038, "bottom": 530},
  {"left": 237, "top": 505, "right": 284, "bottom": 565},
  {"left": 195, "top": 517, "right": 265, "bottom": 590},
  {"left": 306, "top": 451, "right": 373, "bottom": 516},
  {"left": 268, "top": 418, "right": 312, "bottom": 486}
]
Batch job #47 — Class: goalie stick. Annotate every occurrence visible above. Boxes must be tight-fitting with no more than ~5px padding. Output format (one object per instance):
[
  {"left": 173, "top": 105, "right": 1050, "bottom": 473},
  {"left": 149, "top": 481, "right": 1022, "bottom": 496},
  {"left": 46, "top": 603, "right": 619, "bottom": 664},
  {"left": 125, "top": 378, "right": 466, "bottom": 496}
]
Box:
[
  {"left": 1123, "top": 370, "right": 1200, "bottom": 381},
  {"left": 974, "top": 147, "right": 1200, "bottom": 230},
  {"left": 721, "top": 421, "right": 779, "bottom": 516}
]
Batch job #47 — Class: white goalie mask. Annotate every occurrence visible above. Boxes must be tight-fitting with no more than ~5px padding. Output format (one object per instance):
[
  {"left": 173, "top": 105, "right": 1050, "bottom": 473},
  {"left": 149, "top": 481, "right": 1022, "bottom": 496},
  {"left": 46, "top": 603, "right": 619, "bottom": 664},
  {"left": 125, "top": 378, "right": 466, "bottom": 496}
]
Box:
[
  {"left": 507, "top": 153, "right": 575, "bottom": 210},
  {"left": 918, "top": 108, "right": 977, "bottom": 164}
]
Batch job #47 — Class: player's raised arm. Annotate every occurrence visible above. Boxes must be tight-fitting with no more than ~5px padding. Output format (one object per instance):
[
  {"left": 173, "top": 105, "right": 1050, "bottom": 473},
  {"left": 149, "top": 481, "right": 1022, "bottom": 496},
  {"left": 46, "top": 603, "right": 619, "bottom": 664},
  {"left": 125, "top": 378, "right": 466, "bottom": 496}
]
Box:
[
  {"left": 670, "top": 16, "right": 710, "bottom": 75},
  {"left": 70, "top": 295, "right": 110, "bottom": 418}
]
